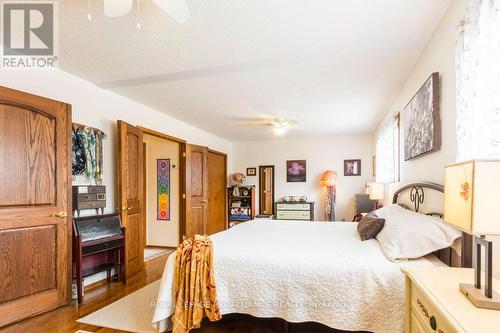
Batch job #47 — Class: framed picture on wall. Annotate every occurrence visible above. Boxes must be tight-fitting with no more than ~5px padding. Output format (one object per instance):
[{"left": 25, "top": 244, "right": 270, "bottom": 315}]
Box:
[
  {"left": 344, "top": 159, "right": 361, "bottom": 176},
  {"left": 246, "top": 167, "right": 256, "bottom": 176},
  {"left": 287, "top": 160, "right": 307, "bottom": 182},
  {"left": 403, "top": 72, "right": 441, "bottom": 160}
]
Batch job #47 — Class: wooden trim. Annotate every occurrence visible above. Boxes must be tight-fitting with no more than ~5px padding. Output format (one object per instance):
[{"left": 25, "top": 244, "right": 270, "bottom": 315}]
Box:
[
  {"left": 179, "top": 142, "right": 186, "bottom": 243},
  {"left": 208, "top": 148, "right": 227, "bottom": 157},
  {"left": 138, "top": 126, "right": 186, "bottom": 144},
  {"left": 395, "top": 112, "right": 401, "bottom": 182},
  {"left": 142, "top": 142, "right": 147, "bottom": 248},
  {"left": 140, "top": 126, "right": 186, "bottom": 245}
]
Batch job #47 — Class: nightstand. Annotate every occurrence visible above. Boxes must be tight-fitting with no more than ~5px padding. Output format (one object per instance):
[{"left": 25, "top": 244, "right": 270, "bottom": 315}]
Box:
[{"left": 401, "top": 267, "right": 500, "bottom": 333}]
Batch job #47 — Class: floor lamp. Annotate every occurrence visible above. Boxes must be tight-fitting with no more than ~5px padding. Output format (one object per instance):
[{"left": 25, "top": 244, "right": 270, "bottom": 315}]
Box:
[{"left": 321, "top": 170, "right": 337, "bottom": 221}]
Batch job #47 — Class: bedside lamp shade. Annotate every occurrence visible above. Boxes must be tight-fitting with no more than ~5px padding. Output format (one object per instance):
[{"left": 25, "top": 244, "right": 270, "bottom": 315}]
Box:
[
  {"left": 321, "top": 170, "right": 337, "bottom": 187},
  {"left": 444, "top": 160, "right": 500, "bottom": 235},
  {"left": 369, "top": 183, "right": 385, "bottom": 201}
]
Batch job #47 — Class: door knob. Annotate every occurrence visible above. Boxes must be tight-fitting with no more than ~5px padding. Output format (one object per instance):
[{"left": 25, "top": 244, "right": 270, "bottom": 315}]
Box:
[
  {"left": 200, "top": 199, "right": 208, "bottom": 203},
  {"left": 51, "top": 211, "right": 68, "bottom": 218}
]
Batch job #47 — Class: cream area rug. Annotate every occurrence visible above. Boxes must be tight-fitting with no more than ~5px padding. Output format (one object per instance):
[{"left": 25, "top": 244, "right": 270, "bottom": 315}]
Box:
[{"left": 77, "top": 280, "right": 161, "bottom": 333}]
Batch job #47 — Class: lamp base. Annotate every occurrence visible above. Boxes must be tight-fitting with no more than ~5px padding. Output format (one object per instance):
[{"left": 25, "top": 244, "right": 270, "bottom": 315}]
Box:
[{"left": 460, "top": 283, "right": 500, "bottom": 310}]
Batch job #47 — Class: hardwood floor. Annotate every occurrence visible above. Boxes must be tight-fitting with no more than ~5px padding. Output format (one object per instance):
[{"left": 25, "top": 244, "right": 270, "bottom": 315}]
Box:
[{"left": 0, "top": 253, "right": 359, "bottom": 333}]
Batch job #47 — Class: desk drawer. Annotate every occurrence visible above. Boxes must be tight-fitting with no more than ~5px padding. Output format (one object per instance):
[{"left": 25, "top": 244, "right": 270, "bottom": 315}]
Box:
[
  {"left": 83, "top": 238, "right": 124, "bottom": 256},
  {"left": 411, "top": 283, "right": 453, "bottom": 333},
  {"left": 276, "top": 210, "right": 310, "bottom": 220},
  {"left": 276, "top": 203, "right": 310, "bottom": 211}
]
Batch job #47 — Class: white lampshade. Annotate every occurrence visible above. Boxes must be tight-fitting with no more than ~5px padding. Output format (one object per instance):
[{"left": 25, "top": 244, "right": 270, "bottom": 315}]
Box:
[
  {"left": 369, "top": 183, "right": 385, "bottom": 201},
  {"left": 444, "top": 160, "right": 500, "bottom": 235},
  {"left": 104, "top": 0, "right": 133, "bottom": 18}
]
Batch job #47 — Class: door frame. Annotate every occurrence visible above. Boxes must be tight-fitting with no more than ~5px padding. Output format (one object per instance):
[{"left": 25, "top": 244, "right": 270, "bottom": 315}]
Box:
[
  {"left": 138, "top": 126, "right": 187, "bottom": 245},
  {"left": 208, "top": 149, "right": 228, "bottom": 230},
  {"left": 259, "top": 165, "right": 275, "bottom": 215}
]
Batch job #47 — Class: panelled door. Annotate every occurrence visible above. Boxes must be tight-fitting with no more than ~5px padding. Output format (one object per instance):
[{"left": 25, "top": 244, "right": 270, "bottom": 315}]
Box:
[
  {"left": 185, "top": 144, "right": 208, "bottom": 238},
  {"left": 207, "top": 150, "right": 227, "bottom": 234},
  {"left": 117, "top": 121, "right": 144, "bottom": 277},
  {"left": 259, "top": 165, "right": 275, "bottom": 215},
  {"left": 0, "top": 86, "right": 72, "bottom": 327}
]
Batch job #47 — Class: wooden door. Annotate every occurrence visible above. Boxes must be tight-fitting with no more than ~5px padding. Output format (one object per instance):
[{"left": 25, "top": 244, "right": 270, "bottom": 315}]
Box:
[
  {"left": 0, "top": 86, "right": 72, "bottom": 327},
  {"left": 185, "top": 144, "right": 208, "bottom": 238},
  {"left": 207, "top": 150, "right": 227, "bottom": 235},
  {"left": 259, "top": 166, "right": 275, "bottom": 215},
  {"left": 117, "top": 121, "right": 144, "bottom": 277}
]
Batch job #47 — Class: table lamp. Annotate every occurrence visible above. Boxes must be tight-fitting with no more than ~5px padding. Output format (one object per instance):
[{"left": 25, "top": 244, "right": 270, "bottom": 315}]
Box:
[
  {"left": 444, "top": 160, "right": 500, "bottom": 310},
  {"left": 321, "top": 170, "right": 337, "bottom": 221},
  {"left": 369, "top": 183, "right": 384, "bottom": 210}
]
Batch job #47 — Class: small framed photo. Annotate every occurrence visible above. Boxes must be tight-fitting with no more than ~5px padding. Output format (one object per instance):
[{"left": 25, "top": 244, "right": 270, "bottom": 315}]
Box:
[
  {"left": 246, "top": 167, "right": 257, "bottom": 176},
  {"left": 344, "top": 159, "right": 361, "bottom": 176}
]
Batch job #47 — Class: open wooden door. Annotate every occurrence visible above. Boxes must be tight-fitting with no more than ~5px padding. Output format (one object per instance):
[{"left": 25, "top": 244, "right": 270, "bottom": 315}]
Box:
[
  {"left": 207, "top": 150, "right": 227, "bottom": 234},
  {"left": 185, "top": 144, "right": 208, "bottom": 238},
  {"left": 0, "top": 86, "right": 72, "bottom": 327},
  {"left": 118, "top": 121, "right": 144, "bottom": 277}
]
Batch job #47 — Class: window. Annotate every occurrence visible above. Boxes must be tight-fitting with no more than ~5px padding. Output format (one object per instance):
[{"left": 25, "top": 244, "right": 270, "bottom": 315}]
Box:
[
  {"left": 456, "top": 0, "right": 500, "bottom": 161},
  {"left": 376, "top": 113, "right": 400, "bottom": 183}
]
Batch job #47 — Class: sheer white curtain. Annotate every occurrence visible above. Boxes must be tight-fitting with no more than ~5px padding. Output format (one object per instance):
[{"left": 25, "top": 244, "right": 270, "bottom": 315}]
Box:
[
  {"left": 376, "top": 116, "right": 399, "bottom": 183},
  {"left": 456, "top": 0, "right": 500, "bottom": 161}
]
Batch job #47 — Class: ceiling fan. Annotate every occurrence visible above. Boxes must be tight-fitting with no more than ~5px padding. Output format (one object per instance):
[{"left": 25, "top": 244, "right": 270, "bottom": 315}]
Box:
[
  {"left": 240, "top": 117, "right": 298, "bottom": 136},
  {"left": 101, "top": 0, "right": 190, "bottom": 24}
]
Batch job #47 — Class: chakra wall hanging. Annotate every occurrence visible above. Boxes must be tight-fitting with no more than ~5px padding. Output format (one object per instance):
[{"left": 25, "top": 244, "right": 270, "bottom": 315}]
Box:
[{"left": 157, "top": 159, "right": 170, "bottom": 221}]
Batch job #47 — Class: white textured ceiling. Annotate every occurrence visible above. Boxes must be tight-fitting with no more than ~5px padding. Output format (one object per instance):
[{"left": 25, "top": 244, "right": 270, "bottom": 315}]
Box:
[{"left": 59, "top": 0, "right": 452, "bottom": 141}]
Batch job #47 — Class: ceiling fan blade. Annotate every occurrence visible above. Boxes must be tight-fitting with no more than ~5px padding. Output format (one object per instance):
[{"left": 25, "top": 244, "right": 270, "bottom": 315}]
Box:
[
  {"left": 104, "top": 0, "right": 133, "bottom": 18},
  {"left": 152, "top": 0, "right": 190, "bottom": 23}
]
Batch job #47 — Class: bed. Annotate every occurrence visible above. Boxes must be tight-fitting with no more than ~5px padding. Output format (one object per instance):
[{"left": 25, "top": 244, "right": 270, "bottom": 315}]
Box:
[{"left": 152, "top": 183, "right": 472, "bottom": 333}]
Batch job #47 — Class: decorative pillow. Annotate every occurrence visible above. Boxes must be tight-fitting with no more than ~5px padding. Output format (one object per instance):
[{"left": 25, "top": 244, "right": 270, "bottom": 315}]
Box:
[
  {"left": 374, "top": 204, "right": 461, "bottom": 261},
  {"left": 357, "top": 216, "right": 385, "bottom": 241}
]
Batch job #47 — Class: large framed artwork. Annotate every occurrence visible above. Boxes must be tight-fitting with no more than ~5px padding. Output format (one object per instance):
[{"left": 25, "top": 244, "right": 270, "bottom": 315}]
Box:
[
  {"left": 157, "top": 159, "right": 170, "bottom": 221},
  {"left": 286, "top": 160, "right": 306, "bottom": 182},
  {"left": 403, "top": 72, "right": 441, "bottom": 161}
]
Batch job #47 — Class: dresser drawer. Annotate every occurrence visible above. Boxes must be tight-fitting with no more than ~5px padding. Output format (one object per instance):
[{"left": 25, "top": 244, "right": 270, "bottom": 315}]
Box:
[
  {"left": 76, "top": 201, "right": 106, "bottom": 210},
  {"left": 276, "top": 210, "right": 310, "bottom": 220},
  {"left": 411, "top": 283, "right": 453, "bottom": 333},
  {"left": 276, "top": 203, "right": 310, "bottom": 211}
]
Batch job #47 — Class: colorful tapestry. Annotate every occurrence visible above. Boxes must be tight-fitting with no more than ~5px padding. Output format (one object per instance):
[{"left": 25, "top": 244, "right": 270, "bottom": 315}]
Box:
[{"left": 157, "top": 159, "right": 170, "bottom": 221}]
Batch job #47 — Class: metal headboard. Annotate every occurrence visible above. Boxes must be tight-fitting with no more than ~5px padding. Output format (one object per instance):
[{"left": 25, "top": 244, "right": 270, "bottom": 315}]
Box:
[{"left": 392, "top": 182, "right": 472, "bottom": 268}]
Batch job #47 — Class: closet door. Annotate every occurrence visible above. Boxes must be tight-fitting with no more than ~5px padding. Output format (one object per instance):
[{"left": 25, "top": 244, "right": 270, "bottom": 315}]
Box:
[
  {"left": 0, "top": 86, "right": 72, "bottom": 327},
  {"left": 185, "top": 144, "right": 208, "bottom": 238},
  {"left": 117, "top": 121, "right": 144, "bottom": 277},
  {"left": 207, "top": 150, "right": 227, "bottom": 234}
]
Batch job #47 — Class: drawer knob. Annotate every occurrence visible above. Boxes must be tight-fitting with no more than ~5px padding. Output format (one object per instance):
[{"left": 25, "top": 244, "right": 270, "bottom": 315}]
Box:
[{"left": 429, "top": 316, "right": 437, "bottom": 330}]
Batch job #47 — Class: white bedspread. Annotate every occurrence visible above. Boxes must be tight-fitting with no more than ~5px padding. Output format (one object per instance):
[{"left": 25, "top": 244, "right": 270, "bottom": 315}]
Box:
[{"left": 152, "top": 221, "right": 438, "bottom": 333}]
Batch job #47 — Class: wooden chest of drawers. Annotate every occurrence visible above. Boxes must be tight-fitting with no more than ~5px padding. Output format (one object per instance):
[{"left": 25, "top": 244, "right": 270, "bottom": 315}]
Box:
[
  {"left": 274, "top": 202, "right": 314, "bottom": 221},
  {"left": 72, "top": 185, "right": 106, "bottom": 216}
]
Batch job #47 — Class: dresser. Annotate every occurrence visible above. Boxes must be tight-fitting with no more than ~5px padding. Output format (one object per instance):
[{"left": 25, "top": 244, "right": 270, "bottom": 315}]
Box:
[
  {"left": 274, "top": 202, "right": 314, "bottom": 221},
  {"left": 401, "top": 267, "right": 500, "bottom": 333}
]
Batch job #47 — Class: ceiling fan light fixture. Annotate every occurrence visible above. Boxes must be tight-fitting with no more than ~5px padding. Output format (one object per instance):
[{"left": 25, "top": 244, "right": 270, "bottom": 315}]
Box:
[
  {"left": 274, "top": 127, "right": 286, "bottom": 136},
  {"left": 104, "top": 0, "right": 133, "bottom": 18}
]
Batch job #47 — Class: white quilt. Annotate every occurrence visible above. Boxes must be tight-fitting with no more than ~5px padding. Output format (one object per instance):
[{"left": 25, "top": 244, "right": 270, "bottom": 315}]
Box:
[{"left": 152, "top": 221, "right": 438, "bottom": 333}]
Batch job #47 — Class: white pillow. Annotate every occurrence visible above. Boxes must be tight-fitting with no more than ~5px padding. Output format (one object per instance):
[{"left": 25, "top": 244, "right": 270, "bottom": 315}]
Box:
[{"left": 374, "top": 204, "right": 461, "bottom": 261}]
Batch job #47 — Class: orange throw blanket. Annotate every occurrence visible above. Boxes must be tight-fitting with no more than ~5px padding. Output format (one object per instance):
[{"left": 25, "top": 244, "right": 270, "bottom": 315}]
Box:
[{"left": 171, "top": 235, "right": 221, "bottom": 333}]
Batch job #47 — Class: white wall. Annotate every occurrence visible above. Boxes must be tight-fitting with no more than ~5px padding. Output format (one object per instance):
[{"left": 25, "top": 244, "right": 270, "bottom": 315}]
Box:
[
  {"left": 232, "top": 135, "right": 374, "bottom": 222},
  {"left": 374, "top": 0, "right": 500, "bottom": 278},
  {"left": 144, "top": 134, "right": 179, "bottom": 247}
]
